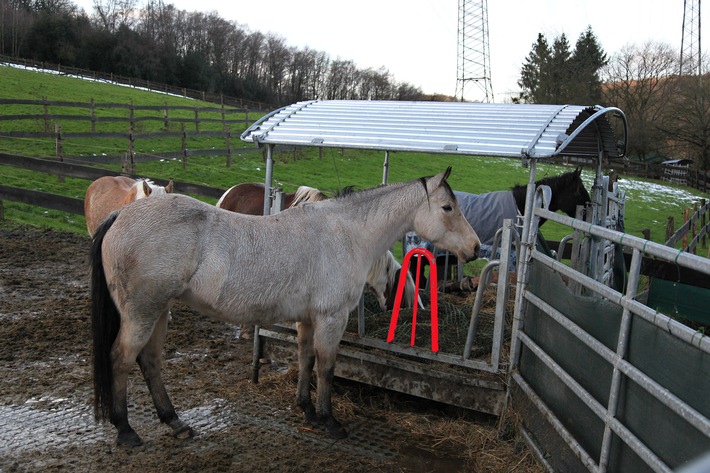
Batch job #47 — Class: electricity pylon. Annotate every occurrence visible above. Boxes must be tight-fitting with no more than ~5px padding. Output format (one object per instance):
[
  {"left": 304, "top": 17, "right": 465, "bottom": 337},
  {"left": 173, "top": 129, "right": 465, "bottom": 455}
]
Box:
[
  {"left": 680, "top": 0, "right": 702, "bottom": 77},
  {"left": 456, "top": 0, "right": 493, "bottom": 102}
]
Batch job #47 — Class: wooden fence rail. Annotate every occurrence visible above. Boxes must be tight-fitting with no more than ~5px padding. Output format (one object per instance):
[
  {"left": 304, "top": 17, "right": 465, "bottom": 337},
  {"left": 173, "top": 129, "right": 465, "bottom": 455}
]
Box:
[
  {"left": 665, "top": 198, "right": 710, "bottom": 255},
  {"left": 0, "top": 153, "right": 226, "bottom": 207},
  {"left": 0, "top": 97, "right": 254, "bottom": 133},
  {"left": 0, "top": 98, "right": 267, "bottom": 171}
]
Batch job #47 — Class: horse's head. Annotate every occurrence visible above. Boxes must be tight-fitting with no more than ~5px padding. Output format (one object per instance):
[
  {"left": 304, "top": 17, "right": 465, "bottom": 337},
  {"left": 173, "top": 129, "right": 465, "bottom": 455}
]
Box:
[
  {"left": 414, "top": 167, "right": 480, "bottom": 262},
  {"left": 141, "top": 179, "right": 174, "bottom": 197},
  {"left": 551, "top": 168, "right": 590, "bottom": 218}
]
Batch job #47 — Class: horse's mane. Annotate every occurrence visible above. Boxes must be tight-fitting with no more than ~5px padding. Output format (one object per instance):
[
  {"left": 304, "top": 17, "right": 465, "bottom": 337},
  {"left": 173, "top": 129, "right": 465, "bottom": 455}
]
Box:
[
  {"left": 510, "top": 168, "right": 587, "bottom": 217},
  {"left": 332, "top": 169, "right": 453, "bottom": 205},
  {"left": 511, "top": 169, "right": 579, "bottom": 191},
  {"left": 291, "top": 186, "right": 328, "bottom": 207}
]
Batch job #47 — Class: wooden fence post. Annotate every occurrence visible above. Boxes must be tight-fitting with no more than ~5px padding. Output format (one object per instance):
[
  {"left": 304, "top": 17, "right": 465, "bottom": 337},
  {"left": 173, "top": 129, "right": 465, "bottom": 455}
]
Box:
[
  {"left": 90, "top": 98, "right": 96, "bottom": 132},
  {"left": 123, "top": 125, "right": 135, "bottom": 174},
  {"left": 0, "top": 199, "right": 4, "bottom": 221},
  {"left": 665, "top": 216, "right": 674, "bottom": 243},
  {"left": 55, "top": 124, "right": 65, "bottom": 183},
  {"left": 43, "top": 96, "right": 50, "bottom": 133},
  {"left": 163, "top": 102, "right": 169, "bottom": 130},
  {"left": 55, "top": 124, "right": 63, "bottom": 161},
  {"left": 225, "top": 126, "right": 232, "bottom": 167},
  {"left": 194, "top": 107, "right": 199, "bottom": 132},
  {"left": 702, "top": 199, "right": 707, "bottom": 249},
  {"left": 181, "top": 123, "right": 188, "bottom": 171},
  {"left": 683, "top": 208, "right": 690, "bottom": 251},
  {"left": 129, "top": 99, "right": 134, "bottom": 132}
]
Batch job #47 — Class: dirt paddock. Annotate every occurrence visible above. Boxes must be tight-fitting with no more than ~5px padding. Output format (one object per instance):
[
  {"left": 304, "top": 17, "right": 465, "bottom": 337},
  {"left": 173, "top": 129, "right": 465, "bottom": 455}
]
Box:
[{"left": 0, "top": 223, "right": 542, "bottom": 472}]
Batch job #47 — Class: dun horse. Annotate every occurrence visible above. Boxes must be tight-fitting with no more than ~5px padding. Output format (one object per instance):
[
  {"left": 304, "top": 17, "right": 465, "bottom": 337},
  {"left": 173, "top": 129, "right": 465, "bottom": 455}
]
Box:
[
  {"left": 84, "top": 176, "right": 174, "bottom": 236},
  {"left": 91, "top": 168, "right": 480, "bottom": 446},
  {"left": 217, "top": 183, "right": 422, "bottom": 311}
]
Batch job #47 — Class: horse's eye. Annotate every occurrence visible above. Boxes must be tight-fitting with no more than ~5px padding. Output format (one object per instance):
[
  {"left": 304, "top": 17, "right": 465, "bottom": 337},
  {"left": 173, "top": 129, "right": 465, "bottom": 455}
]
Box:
[{"left": 442, "top": 204, "right": 453, "bottom": 212}]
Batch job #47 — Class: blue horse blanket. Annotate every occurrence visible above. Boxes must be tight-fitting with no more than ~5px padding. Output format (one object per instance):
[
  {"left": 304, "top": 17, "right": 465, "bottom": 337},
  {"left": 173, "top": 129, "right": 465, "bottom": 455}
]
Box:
[
  {"left": 404, "top": 190, "right": 519, "bottom": 264},
  {"left": 453, "top": 190, "right": 519, "bottom": 245}
]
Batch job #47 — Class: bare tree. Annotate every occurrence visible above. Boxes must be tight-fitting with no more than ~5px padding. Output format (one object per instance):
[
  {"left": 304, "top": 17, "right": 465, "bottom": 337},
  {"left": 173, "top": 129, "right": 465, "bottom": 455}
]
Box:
[
  {"left": 92, "top": 0, "right": 137, "bottom": 33},
  {"left": 661, "top": 70, "right": 710, "bottom": 170},
  {"left": 602, "top": 41, "right": 679, "bottom": 160},
  {"left": 263, "top": 33, "right": 290, "bottom": 102},
  {"left": 1, "top": 0, "right": 34, "bottom": 56},
  {"left": 325, "top": 59, "right": 357, "bottom": 99}
]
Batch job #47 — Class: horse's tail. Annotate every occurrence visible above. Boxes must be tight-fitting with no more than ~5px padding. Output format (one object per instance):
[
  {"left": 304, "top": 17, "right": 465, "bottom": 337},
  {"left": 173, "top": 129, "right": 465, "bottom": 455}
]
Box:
[{"left": 91, "top": 211, "right": 120, "bottom": 422}]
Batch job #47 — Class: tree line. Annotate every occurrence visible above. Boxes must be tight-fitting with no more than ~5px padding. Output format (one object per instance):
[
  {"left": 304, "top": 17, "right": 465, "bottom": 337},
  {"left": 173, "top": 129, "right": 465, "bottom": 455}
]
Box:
[
  {"left": 517, "top": 27, "right": 709, "bottom": 171},
  {"left": 0, "top": 0, "right": 434, "bottom": 106},
  {"left": 1, "top": 0, "right": 708, "bottom": 169}
]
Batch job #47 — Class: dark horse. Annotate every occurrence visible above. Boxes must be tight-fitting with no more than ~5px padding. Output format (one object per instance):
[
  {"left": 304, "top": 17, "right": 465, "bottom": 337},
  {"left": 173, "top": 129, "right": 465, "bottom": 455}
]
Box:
[
  {"left": 459, "top": 167, "right": 590, "bottom": 245},
  {"left": 406, "top": 168, "right": 590, "bottom": 277}
]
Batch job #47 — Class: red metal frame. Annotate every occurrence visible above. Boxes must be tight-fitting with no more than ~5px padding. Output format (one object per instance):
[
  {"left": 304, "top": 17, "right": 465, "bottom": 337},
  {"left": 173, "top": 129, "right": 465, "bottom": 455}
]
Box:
[{"left": 387, "top": 248, "right": 439, "bottom": 352}]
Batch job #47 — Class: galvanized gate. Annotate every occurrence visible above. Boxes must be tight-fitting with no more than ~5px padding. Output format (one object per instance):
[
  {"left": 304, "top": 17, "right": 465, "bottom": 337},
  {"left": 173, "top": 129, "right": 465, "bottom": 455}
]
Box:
[{"left": 510, "top": 176, "right": 710, "bottom": 472}]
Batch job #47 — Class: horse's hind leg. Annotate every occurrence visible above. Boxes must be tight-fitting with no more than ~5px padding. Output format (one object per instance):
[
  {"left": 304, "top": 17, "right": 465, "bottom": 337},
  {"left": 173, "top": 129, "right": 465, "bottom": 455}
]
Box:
[
  {"left": 295, "top": 321, "right": 318, "bottom": 425},
  {"left": 137, "top": 310, "right": 194, "bottom": 440},
  {"left": 110, "top": 317, "right": 158, "bottom": 447},
  {"left": 313, "top": 312, "right": 349, "bottom": 439}
]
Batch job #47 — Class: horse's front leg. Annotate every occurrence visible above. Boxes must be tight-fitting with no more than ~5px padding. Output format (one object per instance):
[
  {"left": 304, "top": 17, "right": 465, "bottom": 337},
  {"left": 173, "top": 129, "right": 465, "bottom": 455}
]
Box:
[
  {"left": 137, "top": 310, "right": 194, "bottom": 440},
  {"left": 313, "top": 312, "right": 349, "bottom": 439},
  {"left": 295, "top": 321, "right": 318, "bottom": 425}
]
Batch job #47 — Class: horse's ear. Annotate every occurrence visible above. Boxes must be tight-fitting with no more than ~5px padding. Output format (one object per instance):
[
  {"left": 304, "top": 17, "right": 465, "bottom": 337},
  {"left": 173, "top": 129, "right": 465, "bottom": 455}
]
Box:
[
  {"left": 431, "top": 167, "right": 452, "bottom": 186},
  {"left": 443, "top": 166, "right": 452, "bottom": 181},
  {"left": 165, "top": 180, "right": 174, "bottom": 193},
  {"left": 142, "top": 180, "right": 152, "bottom": 196}
]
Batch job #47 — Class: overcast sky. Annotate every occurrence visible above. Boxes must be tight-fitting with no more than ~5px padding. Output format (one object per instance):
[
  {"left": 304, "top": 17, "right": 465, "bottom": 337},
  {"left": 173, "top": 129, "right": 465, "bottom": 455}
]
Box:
[{"left": 75, "top": 0, "right": 708, "bottom": 103}]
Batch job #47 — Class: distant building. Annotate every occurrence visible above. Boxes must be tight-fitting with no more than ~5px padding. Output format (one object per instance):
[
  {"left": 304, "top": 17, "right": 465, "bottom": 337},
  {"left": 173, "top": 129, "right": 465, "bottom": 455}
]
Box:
[{"left": 661, "top": 158, "right": 694, "bottom": 185}]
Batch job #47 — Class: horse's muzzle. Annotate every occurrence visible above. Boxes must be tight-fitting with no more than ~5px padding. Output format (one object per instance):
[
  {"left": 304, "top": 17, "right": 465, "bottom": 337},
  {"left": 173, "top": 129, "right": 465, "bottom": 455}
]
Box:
[{"left": 459, "top": 243, "right": 480, "bottom": 263}]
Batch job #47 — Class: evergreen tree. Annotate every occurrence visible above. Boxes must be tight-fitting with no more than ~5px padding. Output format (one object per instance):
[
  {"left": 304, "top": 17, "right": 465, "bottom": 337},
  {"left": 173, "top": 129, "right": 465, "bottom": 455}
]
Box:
[
  {"left": 518, "top": 27, "right": 607, "bottom": 105},
  {"left": 570, "top": 26, "right": 608, "bottom": 104},
  {"left": 517, "top": 33, "right": 551, "bottom": 103}
]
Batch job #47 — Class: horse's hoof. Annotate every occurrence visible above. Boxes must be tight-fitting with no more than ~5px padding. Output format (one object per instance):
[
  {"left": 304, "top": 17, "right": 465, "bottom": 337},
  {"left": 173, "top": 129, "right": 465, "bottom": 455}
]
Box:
[
  {"left": 172, "top": 424, "right": 195, "bottom": 440},
  {"left": 299, "top": 402, "right": 319, "bottom": 425},
  {"left": 117, "top": 431, "right": 143, "bottom": 447},
  {"left": 325, "top": 418, "right": 348, "bottom": 439}
]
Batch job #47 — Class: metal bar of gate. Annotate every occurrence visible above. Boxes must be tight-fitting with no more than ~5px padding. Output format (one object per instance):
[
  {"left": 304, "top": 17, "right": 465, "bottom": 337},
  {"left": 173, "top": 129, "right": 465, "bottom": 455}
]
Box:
[{"left": 511, "top": 190, "right": 710, "bottom": 472}]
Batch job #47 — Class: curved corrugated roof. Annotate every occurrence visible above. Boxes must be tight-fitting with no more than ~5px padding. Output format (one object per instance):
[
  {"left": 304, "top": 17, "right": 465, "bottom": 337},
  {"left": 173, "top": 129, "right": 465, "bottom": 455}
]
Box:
[{"left": 240, "top": 100, "right": 626, "bottom": 160}]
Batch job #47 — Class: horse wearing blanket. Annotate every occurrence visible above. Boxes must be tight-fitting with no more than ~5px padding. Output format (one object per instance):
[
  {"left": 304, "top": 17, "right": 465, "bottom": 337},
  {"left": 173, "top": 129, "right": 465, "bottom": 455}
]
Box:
[
  {"left": 90, "top": 168, "right": 480, "bottom": 446},
  {"left": 406, "top": 168, "right": 590, "bottom": 264}
]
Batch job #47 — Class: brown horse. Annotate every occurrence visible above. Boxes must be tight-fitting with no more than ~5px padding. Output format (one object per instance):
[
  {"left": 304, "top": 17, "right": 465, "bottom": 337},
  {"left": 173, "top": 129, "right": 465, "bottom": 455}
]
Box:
[
  {"left": 84, "top": 176, "right": 174, "bottom": 236},
  {"left": 216, "top": 182, "right": 325, "bottom": 215}
]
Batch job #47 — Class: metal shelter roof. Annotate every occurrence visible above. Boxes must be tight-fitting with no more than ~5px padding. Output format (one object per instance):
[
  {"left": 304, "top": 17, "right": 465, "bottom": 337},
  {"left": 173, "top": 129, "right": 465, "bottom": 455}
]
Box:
[{"left": 240, "top": 100, "right": 627, "bottom": 160}]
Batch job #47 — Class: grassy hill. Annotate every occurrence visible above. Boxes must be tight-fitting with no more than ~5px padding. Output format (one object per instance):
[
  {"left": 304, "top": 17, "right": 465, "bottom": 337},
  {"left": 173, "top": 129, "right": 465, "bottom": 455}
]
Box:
[{"left": 0, "top": 64, "right": 708, "bottom": 249}]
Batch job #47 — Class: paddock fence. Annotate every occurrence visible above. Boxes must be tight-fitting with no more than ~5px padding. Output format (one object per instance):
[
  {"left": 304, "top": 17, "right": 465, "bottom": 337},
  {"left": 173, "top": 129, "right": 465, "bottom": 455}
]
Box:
[
  {"left": 0, "top": 153, "right": 226, "bottom": 221},
  {"left": 0, "top": 98, "right": 267, "bottom": 172}
]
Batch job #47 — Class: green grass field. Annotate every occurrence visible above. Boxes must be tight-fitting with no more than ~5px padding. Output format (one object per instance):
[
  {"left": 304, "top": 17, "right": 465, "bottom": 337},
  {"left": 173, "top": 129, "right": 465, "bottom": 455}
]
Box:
[{"left": 1, "top": 64, "right": 708, "bottom": 249}]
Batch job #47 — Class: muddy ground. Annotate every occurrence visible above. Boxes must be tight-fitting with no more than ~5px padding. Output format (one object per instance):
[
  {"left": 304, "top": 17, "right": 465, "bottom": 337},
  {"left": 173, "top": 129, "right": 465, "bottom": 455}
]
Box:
[{"left": 0, "top": 224, "right": 542, "bottom": 472}]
